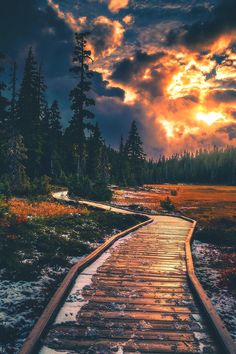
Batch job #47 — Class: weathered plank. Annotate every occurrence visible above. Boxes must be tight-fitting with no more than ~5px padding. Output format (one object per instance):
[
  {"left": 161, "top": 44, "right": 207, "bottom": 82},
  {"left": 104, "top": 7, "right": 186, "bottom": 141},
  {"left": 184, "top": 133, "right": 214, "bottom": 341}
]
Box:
[
  {"left": 19, "top": 193, "right": 236, "bottom": 354},
  {"left": 38, "top": 216, "right": 221, "bottom": 354}
]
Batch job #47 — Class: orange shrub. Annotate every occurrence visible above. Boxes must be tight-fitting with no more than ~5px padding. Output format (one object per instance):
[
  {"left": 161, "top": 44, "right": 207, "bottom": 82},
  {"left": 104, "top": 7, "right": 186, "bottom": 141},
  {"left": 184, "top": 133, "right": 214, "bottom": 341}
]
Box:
[{"left": 9, "top": 199, "right": 88, "bottom": 219}]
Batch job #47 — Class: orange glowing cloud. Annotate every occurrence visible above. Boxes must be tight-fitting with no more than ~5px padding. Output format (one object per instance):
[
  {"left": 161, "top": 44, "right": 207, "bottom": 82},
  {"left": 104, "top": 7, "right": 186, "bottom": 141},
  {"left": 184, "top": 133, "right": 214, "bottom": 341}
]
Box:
[
  {"left": 47, "top": 0, "right": 80, "bottom": 32},
  {"left": 90, "top": 16, "right": 124, "bottom": 57},
  {"left": 123, "top": 15, "right": 134, "bottom": 25},
  {"left": 108, "top": 0, "right": 129, "bottom": 13},
  {"left": 114, "top": 45, "right": 235, "bottom": 152},
  {"left": 48, "top": 0, "right": 236, "bottom": 155}
]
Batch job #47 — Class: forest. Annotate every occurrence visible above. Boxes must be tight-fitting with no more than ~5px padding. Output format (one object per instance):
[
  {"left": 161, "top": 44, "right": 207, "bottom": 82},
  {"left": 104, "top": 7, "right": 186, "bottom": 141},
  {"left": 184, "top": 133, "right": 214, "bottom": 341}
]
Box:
[{"left": 0, "top": 33, "right": 236, "bottom": 202}]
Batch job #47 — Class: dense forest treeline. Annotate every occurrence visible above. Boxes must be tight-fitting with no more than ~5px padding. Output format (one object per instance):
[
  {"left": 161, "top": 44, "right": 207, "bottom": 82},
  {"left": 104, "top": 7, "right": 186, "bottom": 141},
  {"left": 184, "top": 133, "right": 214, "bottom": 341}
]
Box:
[
  {"left": 0, "top": 33, "right": 236, "bottom": 200},
  {"left": 143, "top": 146, "right": 236, "bottom": 185}
]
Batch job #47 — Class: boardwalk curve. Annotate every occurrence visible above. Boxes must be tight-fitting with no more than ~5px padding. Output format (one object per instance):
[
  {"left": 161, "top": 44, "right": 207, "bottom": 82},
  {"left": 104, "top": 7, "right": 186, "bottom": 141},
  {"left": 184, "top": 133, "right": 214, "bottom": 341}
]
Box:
[{"left": 19, "top": 192, "right": 236, "bottom": 354}]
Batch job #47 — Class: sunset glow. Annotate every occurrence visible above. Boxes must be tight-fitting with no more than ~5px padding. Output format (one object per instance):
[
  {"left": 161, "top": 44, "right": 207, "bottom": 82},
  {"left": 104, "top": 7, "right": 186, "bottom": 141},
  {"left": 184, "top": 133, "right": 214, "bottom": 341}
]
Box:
[
  {"left": 196, "top": 112, "right": 226, "bottom": 126},
  {"left": 3, "top": 0, "right": 236, "bottom": 156},
  {"left": 1, "top": 2, "right": 236, "bottom": 350}
]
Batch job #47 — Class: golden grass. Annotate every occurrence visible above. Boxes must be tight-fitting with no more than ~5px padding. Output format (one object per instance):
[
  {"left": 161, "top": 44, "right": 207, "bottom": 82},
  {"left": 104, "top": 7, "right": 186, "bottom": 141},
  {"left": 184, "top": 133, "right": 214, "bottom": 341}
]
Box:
[
  {"left": 113, "top": 185, "right": 236, "bottom": 222},
  {"left": 9, "top": 199, "right": 88, "bottom": 221}
]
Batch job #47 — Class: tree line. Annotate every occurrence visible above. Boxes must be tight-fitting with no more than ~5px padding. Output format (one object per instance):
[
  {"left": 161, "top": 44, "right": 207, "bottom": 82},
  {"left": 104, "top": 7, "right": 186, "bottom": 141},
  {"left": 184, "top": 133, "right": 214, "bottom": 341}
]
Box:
[
  {"left": 143, "top": 147, "right": 236, "bottom": 185},
  {"left": 0, "top": 33, "right": 235, "bottom": 201},
  {"left": 0, "top": 33, "right": 146, "bottom": 199}
]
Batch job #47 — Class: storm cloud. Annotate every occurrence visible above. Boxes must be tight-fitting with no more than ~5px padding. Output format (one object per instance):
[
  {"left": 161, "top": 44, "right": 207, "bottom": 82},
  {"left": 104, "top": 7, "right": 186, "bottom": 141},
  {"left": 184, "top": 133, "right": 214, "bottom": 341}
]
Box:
[
  {"left": 0, "top": 0, "right": 235, "bottom": 156},
  {"left": 111, "top": 50, "right": 165, "bottom": 83},
  {"left": 166, "top": 0, "right": 236, "bottom": 49}
]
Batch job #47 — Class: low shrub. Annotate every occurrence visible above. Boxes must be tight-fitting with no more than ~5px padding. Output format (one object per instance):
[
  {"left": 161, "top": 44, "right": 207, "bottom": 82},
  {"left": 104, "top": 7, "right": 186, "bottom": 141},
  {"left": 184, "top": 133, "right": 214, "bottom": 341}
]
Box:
[
  {"left": 9, "top": 199, "right": 87, "bottom": 219},
  {"left": 160, "top": 196, "right": 175, "bottom": 211},
  {"left": 195, "top": 221, "right": 236, "bottom": 246},
  {"left": 0, "top": 175, "right": 52, "bottom": 198},
  {"left": 68, "top": 175, "right": 112, "bottom": 201}
]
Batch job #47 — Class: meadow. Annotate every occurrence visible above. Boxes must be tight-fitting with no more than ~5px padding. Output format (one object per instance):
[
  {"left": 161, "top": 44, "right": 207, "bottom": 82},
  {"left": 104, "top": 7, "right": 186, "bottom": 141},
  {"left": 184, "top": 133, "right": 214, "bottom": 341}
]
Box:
[
  {"left": 113, "top": 184, "right": 236, "bottom": 223},
  {"left": 0, "top": 197, "right": 144, "bottom": 352},
  {"left": 113, "top": 184, "right": 236, "bottom": 339}
]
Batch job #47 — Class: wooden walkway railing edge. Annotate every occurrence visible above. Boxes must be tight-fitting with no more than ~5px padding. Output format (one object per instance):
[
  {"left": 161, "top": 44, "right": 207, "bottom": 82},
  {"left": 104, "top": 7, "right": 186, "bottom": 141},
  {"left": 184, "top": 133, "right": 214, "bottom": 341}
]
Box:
[
  {"left": 19, "top": 218, "right": 153, "bottom": 354},
  {"left": 185, "top": 218, "right": 236, "bottom": 354},
  {"left": 19, "top": 192, "right": 236, "bottom": 354}
]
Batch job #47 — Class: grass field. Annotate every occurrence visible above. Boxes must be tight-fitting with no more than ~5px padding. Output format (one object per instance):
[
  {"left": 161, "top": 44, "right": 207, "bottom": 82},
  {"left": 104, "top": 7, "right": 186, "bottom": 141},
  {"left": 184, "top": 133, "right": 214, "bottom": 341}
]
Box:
[
  {"left": 0, "top": 198, "right": 144, "bottom": 352},
  {"left": 113, "top": 184, "right": 236, "bottom": 339},
  {"left": 113, "top": 184, "right": 236, "bottom": 223}
]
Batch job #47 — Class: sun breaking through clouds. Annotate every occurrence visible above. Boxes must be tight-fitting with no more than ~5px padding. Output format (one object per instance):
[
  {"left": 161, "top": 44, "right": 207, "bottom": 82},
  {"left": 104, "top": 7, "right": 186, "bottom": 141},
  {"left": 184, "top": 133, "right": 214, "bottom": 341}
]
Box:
[{"left": 1, "top": 0, "right": 236, "bottom": 156}]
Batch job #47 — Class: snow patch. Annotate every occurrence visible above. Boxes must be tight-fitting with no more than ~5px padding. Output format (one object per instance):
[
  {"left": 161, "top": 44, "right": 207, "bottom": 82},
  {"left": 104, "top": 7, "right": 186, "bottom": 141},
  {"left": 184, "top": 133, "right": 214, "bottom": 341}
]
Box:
[
  {"left": 39, "top": 346, "right": 72, "bottom": 354},
  {"left": 40, "top": 230, "right": 139, "bottom": 353},
  {"left": 54, "top": 231, "right": 136, "bottom": 325},
  {"left": 192, "top": 240, "right": 236, "bottom": 341}
]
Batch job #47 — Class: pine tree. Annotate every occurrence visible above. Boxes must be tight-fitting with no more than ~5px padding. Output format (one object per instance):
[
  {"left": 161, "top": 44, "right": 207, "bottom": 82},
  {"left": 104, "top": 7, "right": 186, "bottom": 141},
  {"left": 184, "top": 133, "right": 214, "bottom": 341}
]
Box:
[
  {"left": 125, "top": 121, "right": 146, "bottom": 185},
  {"left": 40, "top": 104, "right": 51, "bottom": 176},
  {"left": 9, "top": 62, "right": 17, "bottom": 128},
  {"left": 49, "top": 100, "right": 63, "bottom": 179},
  {"left": 17, "top": 48, "right": 44, "bottom": 178},
  {"left": 0, "top": 52, "right": 9, "bottom": 175},
  {"left": 5, "top": 62, "right": 28, "bottom": 193},
  {"left": 65, "top": 32, "right": 95, "bottom": 176},
  {"left": 86, "top": 123, "right": 103, "bottom": 180},
  {"left": 118, "top": 135, "right": 127, "bottom": 185}
]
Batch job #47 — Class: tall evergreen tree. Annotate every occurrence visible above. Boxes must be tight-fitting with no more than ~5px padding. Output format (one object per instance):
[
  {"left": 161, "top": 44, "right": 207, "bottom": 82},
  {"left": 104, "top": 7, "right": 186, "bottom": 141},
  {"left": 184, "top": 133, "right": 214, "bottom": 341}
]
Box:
[
  {"left": 125, "top": 120, "right": 146, "bottom": 185},
  {"left": 0, "top": 52, "right": 9, "bottom": 174},
  {"left": 49, "top": 100, "right": 63, "bottom": 179},
  {"left": 40, "top": 104, "right": 51, "bottom": 176},
  {"left": 65, "top": 32, "right": 95, "bottom": 176},
  {"left": 117, "top": 135, "right": 127, "bottom": 185},
  {"left": 17, "top": 48, "right": 44, "bottom": 178},
  {"left": 86, "top": 123, "right": 103, "bottom": 180},
  {"left": 6, "top": 62, "right": 28, "bottom": 191},
  {"left": 9, "top": 62, "right": 17, "bottom": 128}
]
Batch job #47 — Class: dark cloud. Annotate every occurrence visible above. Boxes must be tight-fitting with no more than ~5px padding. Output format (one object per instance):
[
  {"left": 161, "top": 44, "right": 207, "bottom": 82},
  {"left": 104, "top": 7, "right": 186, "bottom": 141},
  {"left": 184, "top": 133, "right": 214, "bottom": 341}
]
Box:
[
  {"left": 218, "top": 124, "right": 236, "bottom": 140},
  {"left": 0, "top": 0, "right": 76, "bottom": 129},
  {"left": 137, "top": 68, "right": 165, "bottom": 98},
  {"left": 212, "top": 54, "right": 228, "bottom": 65},
  {"left": 231, "top": 111, "right": 236, "bottom": 119},
  {"left": 95, "top": 97, "right": 145, "bottom": 147},
  {"left": 111, "top": 50, "right": 165, "bottom": 83},
  {"left": 89, "top": 16, "right": 124, "bottom": 56},
  {"left": 92, "top": 71, "right": 125, "bottom": 99},
  {"left": 209, "top": 90, "right": 236, "bottom": 103},
  {"left": 0, "top": 0, "right": 73, "bottom": 70},
  {"left": 1, "top": 0, "right": 235, "bottom": 155},
  {"left": 166, "top": 0, "right": 236, "bottom": 49},
  {"left": 130, "top": 0, "right": 212, "bottom": 29},
  {"left": 204, "top": 68, "right": 217, "bottom": 81},
  {"left": 183, "top": 95, "right": 199, "bottom": 103},
  {"left": 215, "top": 79, "right": 236, "bottom": 90}
]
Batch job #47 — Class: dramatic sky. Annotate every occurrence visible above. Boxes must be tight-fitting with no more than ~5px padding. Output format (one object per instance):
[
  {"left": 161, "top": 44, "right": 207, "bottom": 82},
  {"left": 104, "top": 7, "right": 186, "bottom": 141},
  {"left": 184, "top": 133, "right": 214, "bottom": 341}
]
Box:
[{"left": 1, "top": 0, "right": 236, "bottom": 156}]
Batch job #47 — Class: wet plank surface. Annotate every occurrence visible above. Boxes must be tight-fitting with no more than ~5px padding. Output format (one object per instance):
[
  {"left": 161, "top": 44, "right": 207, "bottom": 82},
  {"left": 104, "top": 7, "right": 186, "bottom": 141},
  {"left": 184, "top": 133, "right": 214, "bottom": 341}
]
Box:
[{"left": 40, "top": 216, "right": 220, "bottom": 353}]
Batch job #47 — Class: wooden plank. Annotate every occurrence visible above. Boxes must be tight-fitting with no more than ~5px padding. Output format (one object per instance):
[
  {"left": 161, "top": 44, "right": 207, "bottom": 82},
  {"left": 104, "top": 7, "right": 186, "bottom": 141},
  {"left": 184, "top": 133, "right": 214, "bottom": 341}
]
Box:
[
  {"left": 185, "top": 220, "right": 236, "bottom": 354},
  {"left": 20, "top": 194, "right": 236, "bottom": 354},
  {"left": 78, "top": 310, "right": 200, "bottom": 323},
  {"left": 46, "top": 326, "right": 207, "bottom": 342},
  {"left": 82, "top": 289, "right": 195, "bottom": 300},
  {"left": 82, "top": 302, "right": 198, "bottom": 314},
  {"left": 74, "top": 318, "right": 207, "bottom": 332},
  {"left": 43, "top": 338, "right": 218, "bottom": 353},
  {"left": 77, "top": 296, "right": 198, "bottom": 307},
  {"left": 19, "top": 218, "right": 152, "bottom": 354}
]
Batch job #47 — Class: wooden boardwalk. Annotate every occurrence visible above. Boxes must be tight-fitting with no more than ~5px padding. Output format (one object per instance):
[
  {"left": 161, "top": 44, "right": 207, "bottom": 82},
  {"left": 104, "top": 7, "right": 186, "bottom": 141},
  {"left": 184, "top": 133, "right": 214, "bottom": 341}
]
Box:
[{"left": 37, "top": 216, "right": 221, "bottom": 353}]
